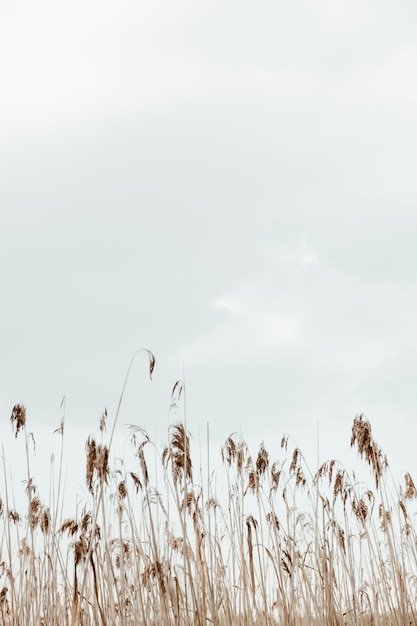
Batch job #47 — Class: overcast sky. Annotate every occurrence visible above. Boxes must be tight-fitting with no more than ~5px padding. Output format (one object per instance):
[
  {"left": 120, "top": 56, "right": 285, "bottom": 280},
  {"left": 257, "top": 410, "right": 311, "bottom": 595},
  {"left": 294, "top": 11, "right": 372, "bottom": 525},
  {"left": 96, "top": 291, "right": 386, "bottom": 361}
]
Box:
[{"left": 1, "top": 0, "right": 417, "bottom": 499}]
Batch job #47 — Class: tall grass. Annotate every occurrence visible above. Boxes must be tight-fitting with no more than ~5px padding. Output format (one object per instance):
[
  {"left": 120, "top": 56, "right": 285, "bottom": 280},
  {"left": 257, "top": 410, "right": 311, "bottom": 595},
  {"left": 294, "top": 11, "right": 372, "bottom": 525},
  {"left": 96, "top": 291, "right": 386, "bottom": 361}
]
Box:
[{"left": 1, "top": 352, "right": 417, "bottom": 625}]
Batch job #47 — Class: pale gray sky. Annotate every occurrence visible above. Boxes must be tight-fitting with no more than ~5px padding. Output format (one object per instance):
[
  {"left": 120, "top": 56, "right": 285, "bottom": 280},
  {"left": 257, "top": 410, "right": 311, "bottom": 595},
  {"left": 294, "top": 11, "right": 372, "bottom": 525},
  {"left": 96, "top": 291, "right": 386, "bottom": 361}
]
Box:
[{"left": 1, "top": 0, "right": 417, "bottom": 497}]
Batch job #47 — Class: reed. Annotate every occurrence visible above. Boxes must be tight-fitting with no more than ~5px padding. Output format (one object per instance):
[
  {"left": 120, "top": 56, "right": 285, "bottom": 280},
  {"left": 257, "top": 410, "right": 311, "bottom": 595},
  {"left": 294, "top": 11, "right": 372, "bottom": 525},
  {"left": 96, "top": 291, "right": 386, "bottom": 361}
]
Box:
[{"left": 1, "top": 353, "right": 417, "bottom": 625}]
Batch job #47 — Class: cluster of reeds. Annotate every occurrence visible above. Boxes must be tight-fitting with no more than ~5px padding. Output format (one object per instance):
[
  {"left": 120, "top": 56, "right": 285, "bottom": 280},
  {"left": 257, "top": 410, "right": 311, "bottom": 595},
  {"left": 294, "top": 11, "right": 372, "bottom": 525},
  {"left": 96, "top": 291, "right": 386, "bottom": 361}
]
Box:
[{"left": 2, "top": 355, "right": 417, "bottom": 625}]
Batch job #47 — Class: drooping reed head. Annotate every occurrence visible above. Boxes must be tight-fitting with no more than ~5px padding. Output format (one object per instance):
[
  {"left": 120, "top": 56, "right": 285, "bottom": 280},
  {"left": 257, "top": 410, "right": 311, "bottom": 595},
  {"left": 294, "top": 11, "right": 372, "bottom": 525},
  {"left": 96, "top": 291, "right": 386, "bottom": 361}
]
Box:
[
  {"left": 10, "top": 404, "right": 26, "bottom": 438},
  {"left": 350, "top": 414, "right": 387, "bottom": 488},
  {"left": 85, "top": 436, "right": 109, "bottom": 494},
  {"left": 163, "top": 423, "right": 193, "bottom": 486}
]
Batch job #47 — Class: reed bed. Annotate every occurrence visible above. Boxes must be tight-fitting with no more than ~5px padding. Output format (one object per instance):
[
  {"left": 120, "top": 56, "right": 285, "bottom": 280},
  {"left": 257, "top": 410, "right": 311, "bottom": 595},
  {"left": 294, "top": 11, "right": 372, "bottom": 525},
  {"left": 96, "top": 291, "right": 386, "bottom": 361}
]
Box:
[{"left": 2, "top": 354, "right": 417, "bottom": 625}]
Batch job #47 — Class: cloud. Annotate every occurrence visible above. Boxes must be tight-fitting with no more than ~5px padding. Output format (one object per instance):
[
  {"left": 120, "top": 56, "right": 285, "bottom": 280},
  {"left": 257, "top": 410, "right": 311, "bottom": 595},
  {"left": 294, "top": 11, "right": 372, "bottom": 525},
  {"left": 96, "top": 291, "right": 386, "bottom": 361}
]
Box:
[
  {"left": 183, "top": 234, "right": 416, "bottom": 390},
  {"left": 215, "top": 297, "right": 242, "bottom": 317},
  {"left": 184, "top": 247, "right": 326, "bottom": 365},
  {"left": 7, "top": 0, "right": 416, "bottom": 143},
  {"left": 183, "top": 298, "right": 299, "bottom": 364},
  {"left": 298, "top": 254, "right": 320, "bottom": 265}
]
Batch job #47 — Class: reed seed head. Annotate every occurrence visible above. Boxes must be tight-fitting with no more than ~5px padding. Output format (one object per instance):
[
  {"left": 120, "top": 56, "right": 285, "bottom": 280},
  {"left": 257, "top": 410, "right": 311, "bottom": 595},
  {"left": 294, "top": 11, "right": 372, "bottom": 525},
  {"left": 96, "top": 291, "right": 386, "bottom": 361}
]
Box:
[
  {"left": 10, "top": 404, "right": 26, "bottom": 438},
  {"left": 256, "top": 442, "right": 269, "bottom": 477}
]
